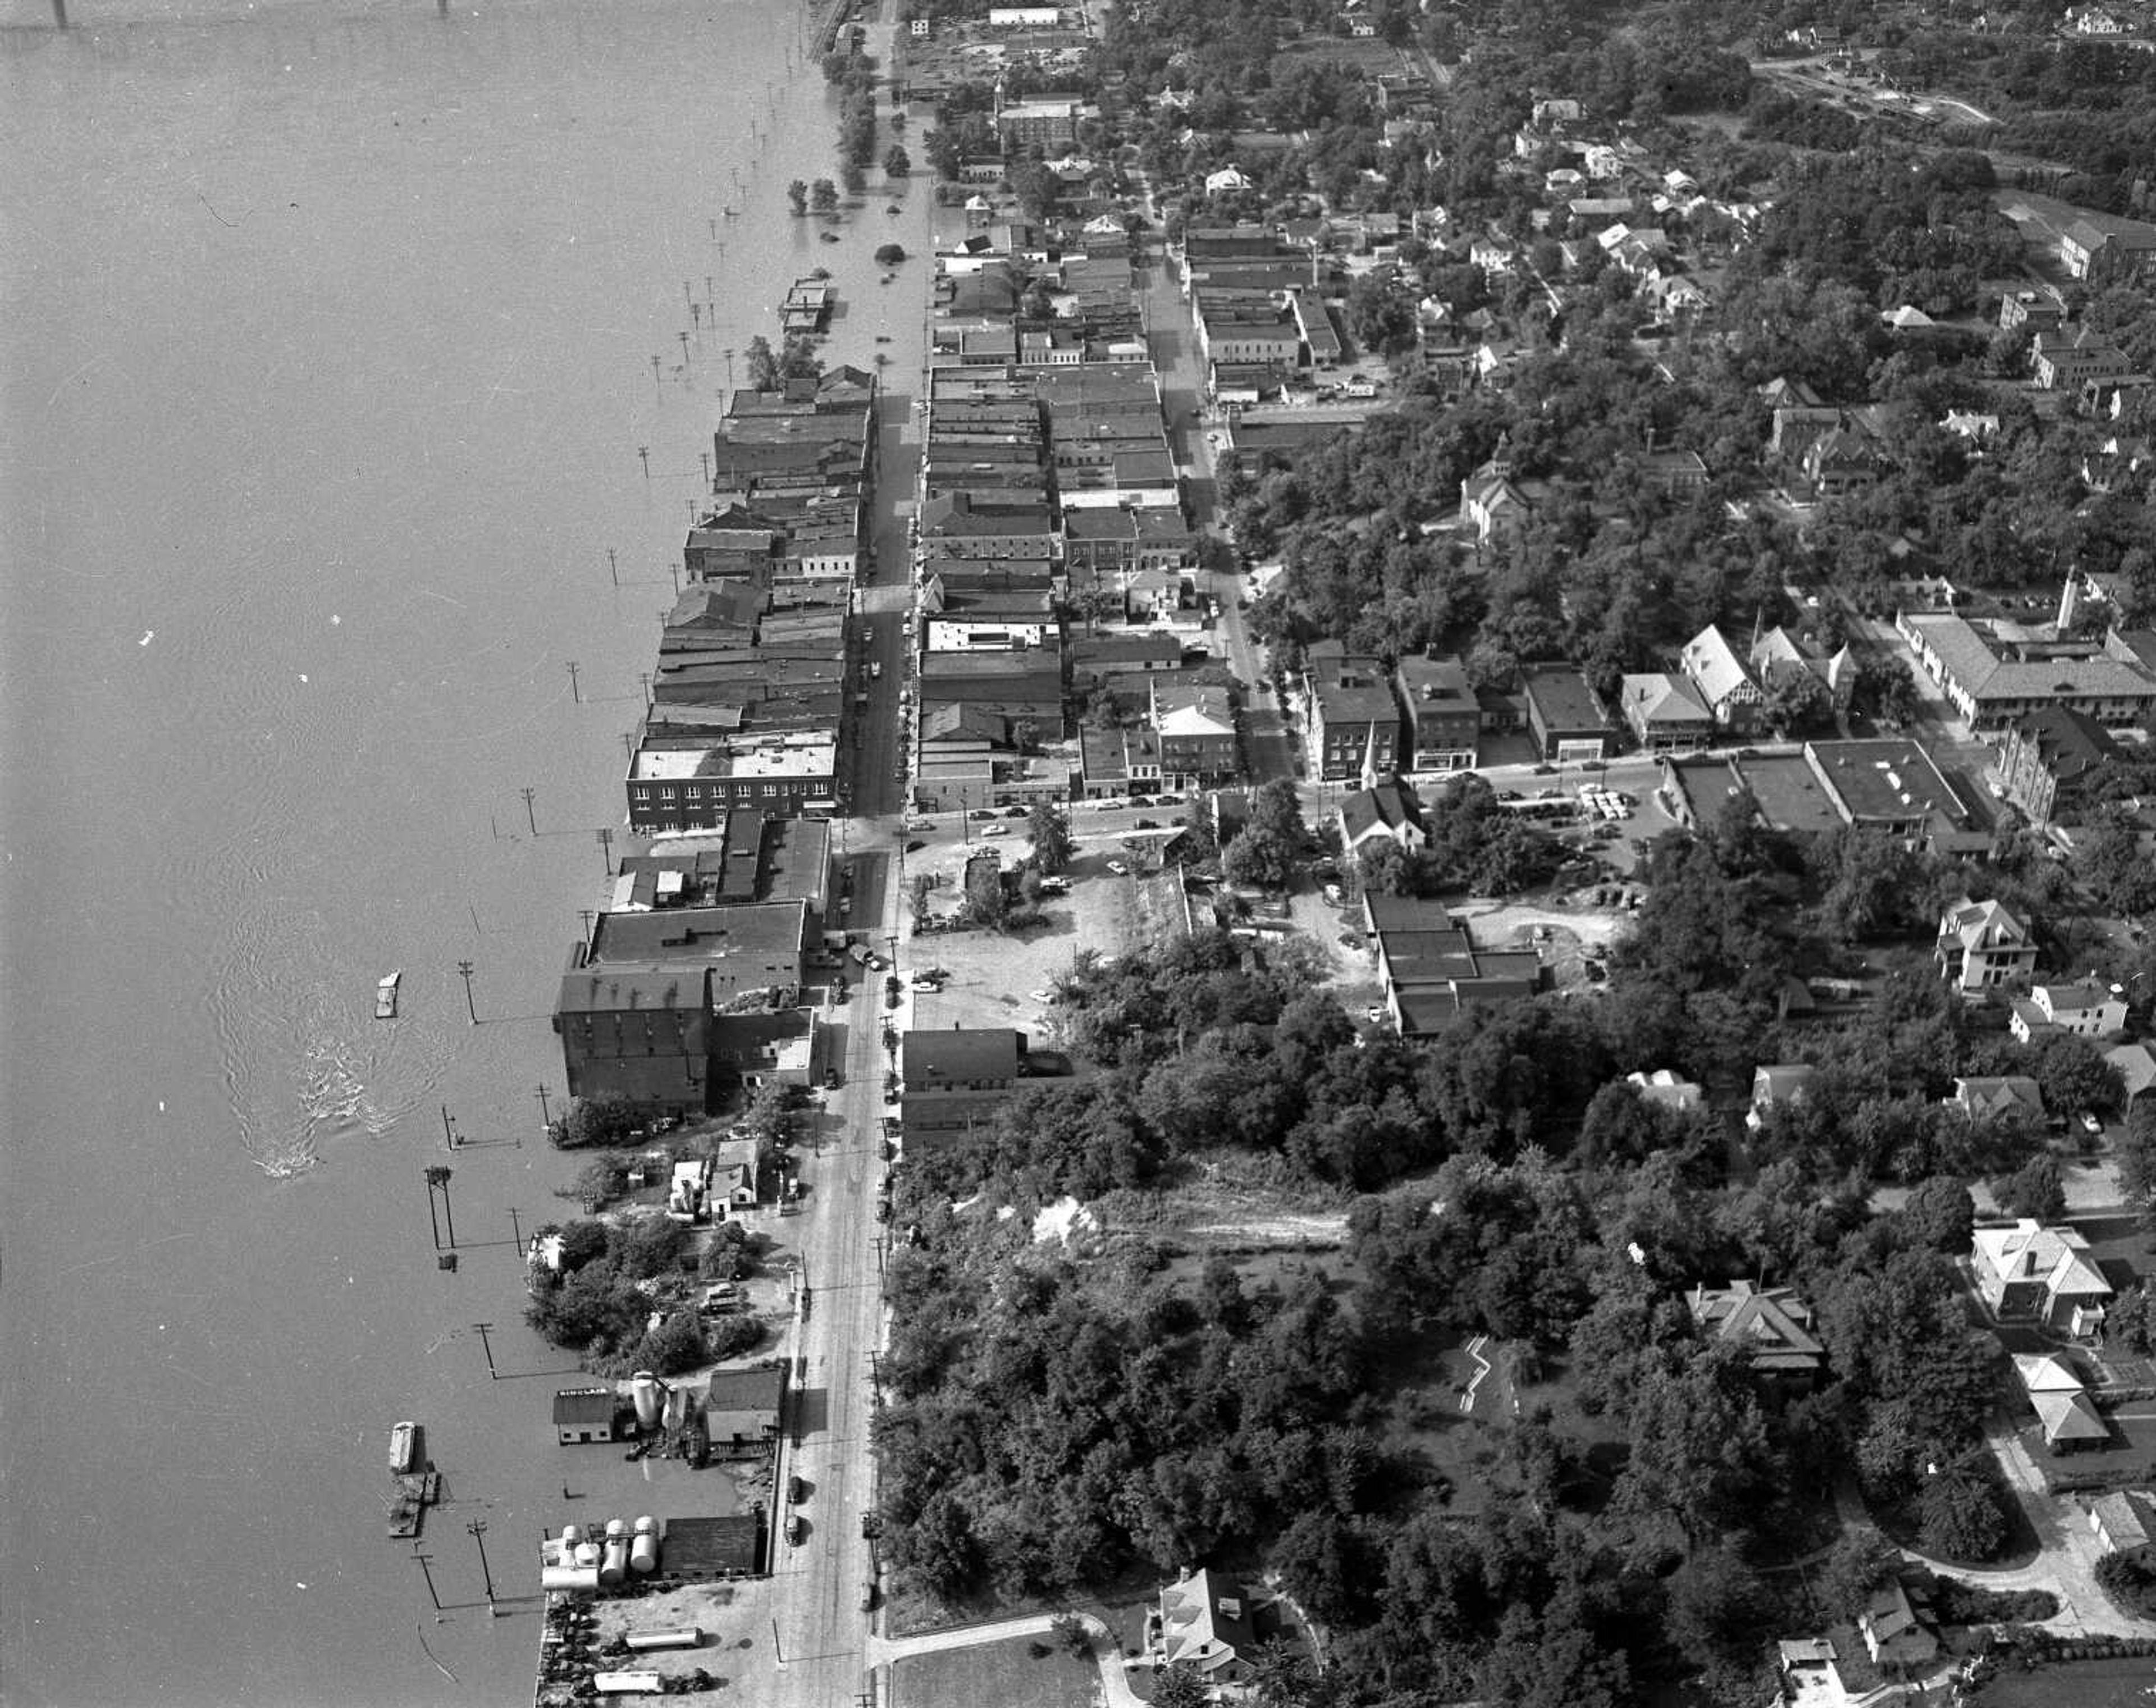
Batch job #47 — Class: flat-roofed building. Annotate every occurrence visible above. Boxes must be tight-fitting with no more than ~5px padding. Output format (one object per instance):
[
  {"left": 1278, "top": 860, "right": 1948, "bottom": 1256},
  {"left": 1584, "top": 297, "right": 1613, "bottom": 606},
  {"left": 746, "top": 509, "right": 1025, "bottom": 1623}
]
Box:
[{"left": 1522, "top": 665, "right": 1614, "bottom": 764}]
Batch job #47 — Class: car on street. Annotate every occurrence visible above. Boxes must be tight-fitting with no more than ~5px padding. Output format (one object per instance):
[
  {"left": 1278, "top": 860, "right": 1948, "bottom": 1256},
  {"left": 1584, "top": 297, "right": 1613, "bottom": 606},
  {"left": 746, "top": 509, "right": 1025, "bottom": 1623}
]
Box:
[
  {"left": 905, "top": 818, "right": 935, "bottom": 832},
  {"left": 1004, "top": 805, "right": 1028, "bottom": 818},
  {"left": 788, "top": 1474, "right": 807, "bottom": 1504},
  {"left": 969, "top": 809, "right": 997, "bottom": 821},
  {"left": 1134, "top": 818, "right": 1161, "bottom": 829},
  {"left": 785, "top": 1514, "right": 805, "bottom": 1546},
  {"left": 1106, "top": 858, "right": 1129, "bottom": 874},
  {"left": 905, "top": 839, "right": 925, "bottom": 853}
]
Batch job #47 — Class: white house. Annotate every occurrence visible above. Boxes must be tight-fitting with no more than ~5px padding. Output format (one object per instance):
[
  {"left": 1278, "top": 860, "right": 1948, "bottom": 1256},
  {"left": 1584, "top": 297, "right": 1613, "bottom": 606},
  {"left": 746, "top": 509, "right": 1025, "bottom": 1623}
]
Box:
[{"left": 2009, "top": 979, "right": 2129, "bottom": 1043}]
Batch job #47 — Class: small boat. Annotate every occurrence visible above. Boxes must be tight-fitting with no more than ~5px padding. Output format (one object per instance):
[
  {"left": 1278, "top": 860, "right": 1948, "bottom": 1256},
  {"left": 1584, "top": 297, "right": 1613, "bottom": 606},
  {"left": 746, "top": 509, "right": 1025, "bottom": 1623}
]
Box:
[
  {"left": 389, "top": 1419, "right": 421, "bottom": 1477},
  {"left": 374, "top": 970, "right": 400, "bottom": 1020},
  {"left": 819, "top": 230, "right": 841, "bottom": 244}
]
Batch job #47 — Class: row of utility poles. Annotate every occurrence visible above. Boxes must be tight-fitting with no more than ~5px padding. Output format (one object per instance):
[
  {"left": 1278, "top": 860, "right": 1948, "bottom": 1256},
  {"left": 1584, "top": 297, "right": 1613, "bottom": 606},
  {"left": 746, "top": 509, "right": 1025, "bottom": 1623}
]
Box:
[{"left": 409, "top": 1519, "right": 499, "bottom": 1617}]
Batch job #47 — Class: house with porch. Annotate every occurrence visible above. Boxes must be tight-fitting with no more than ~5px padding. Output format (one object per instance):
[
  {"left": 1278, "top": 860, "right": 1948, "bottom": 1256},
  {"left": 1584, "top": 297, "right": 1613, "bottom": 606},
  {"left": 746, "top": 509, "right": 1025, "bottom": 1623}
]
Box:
[{"left": 1973, "top": 1220, "right": 2113, "bottom": 1337}]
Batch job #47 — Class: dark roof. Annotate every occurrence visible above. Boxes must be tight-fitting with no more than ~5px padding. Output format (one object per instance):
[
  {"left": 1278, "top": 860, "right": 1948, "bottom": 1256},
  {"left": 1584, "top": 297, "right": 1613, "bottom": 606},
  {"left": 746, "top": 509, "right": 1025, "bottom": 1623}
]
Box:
[
  {"left": 659, "top": 1514, "right": 762, "bottom": 1577},
  {"left": 704, "top": 1366, "right": 785, "bottom": 1417},
  {"left": 1522, "top": 665, "right": 1610, "bottom": 732},
  {"left": 552, "top": 1388, "right": 621, "bottom": 1427},
  {"left": 902, "top": 1027, "right": 1024, "bottom": 1087}
]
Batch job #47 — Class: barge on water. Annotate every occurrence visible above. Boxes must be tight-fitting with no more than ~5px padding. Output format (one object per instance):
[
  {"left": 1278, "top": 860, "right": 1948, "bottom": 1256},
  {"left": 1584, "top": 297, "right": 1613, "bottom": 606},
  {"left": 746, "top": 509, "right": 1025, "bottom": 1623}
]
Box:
[
  {"left": 375, "top": 970, "right": 400, "bottom": 1020},
  {"left": 389, "top": 1419, "right": 423, "bottom": 1476}
]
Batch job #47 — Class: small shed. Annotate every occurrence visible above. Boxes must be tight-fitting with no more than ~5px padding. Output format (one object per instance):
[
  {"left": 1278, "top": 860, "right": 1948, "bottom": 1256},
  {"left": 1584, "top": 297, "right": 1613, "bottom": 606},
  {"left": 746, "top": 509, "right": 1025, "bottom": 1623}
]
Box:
[
  {"left": 553, "top": 1386, "right": 627, "bottom": 1446},
  {"left": 2092, "top": 1491, "right": 2151, "bottom": 1555}
]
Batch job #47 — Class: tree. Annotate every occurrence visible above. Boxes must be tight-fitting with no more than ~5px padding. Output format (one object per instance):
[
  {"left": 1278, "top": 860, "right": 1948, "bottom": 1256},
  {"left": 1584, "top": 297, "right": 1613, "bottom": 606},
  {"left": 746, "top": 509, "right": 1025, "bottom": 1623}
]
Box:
[
  {"left": 1816, "top": 1532, "right": 1902, "bottom": 1623},
  {"left": 1222, "top": 825, "right": 1296, "bottom": 890},
  {"left": 1898, "top": 1177, "right": 1974, "bottom": 1255},
  {"left": 873, "top": 242, "right": 907, "bottom": 266},
  {"left": 2025, "top": 1029, "right": 2125, "bottom": 1120},
  {"left": 787, "top": 178, "right": 808, "bottom": 216},
  {"left": 1152, "top": 1665, "right": 1210, "bottom": 1708},
  {"left": 554, "top": 1218, "right": 610, "bottom": 1272},
  {"left": 883, "top": 143, "right": 912, "bottom": 178},
  {"left": 1665, "top": 1546, "right": 1775, "bottom": 1697},
  {"left": 559, "top": 1093, "right": 636, "bottom": 1149},
  {"left": 2122, "top": 1104, "right": 2156, "bottom": 1223},
  {"left": 1994, "top": 1152, "right": 2066, "bottom": 1221},
  {"left": 744, "top": 335, "right": 780, "bottom": 391},
  {"left": 1917, "top": 1468, "right": 2009, "bottom": 1562},
  {"left": 633, "top": 1310, "right": 709, "bottom": 1377},
  {"left": 811, "top": 177, "right": 839, "bottom": 213},
  {"left": 1030, "top": 802, "right": 1074, "bottom": 875}
]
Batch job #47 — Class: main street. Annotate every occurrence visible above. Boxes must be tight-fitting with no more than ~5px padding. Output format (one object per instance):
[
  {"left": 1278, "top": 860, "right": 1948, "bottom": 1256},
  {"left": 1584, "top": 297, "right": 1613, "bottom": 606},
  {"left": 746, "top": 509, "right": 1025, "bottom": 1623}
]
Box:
[{"left": 753, "top": 7, "right": 929, "bottom": 1705}]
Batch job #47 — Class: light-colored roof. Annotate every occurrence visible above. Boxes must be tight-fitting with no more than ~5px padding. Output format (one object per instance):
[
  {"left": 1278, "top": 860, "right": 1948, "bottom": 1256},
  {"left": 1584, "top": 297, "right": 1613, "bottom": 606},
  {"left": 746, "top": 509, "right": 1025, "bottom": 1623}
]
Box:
[
  {"left": 1975, "top": 1220, "right": 2112, "bottom": 1303},
  {"left": 1940, "top": 896, "right": 2030, "bottom": 952},
  {"left": 1159, "top": 1569, "right": 1258, "bottom": 1677},
  {"left": 2107, "top": 1042, "right": 2156, "bottom": 1100},
  {"left": 1621, "top": 672, "right": 1711, "bottom": 727},
  {"left": 2014, "top": 1352, "right": 2085, "bottom": 1394},
  {"left": 1680, "top": 624, "right": 1758, "bottom": 707},
  {"left": 2034, "top": 1387, "right": 2108, "bottom": 1444}
]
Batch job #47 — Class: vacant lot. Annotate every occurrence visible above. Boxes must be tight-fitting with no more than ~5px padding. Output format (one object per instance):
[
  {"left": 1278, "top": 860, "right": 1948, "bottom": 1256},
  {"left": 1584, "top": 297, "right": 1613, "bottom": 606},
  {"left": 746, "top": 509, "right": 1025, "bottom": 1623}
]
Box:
[
  {"left": 890, "top": 1635, "right": 1099, "bottom": 1708},
  {"left": 899, "top": 850, "right": 1142, "bottom": 1037}
]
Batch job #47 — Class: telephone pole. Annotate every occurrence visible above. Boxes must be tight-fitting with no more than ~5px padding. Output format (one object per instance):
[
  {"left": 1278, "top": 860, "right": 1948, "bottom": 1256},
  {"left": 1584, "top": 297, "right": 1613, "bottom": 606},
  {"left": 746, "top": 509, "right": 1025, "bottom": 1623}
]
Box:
[
  {"left": 426, "top": 1166, "right": 456, "bottom": 1248},
  {"left": 597, "top": 826, "right": 615, "bottom": 876},
  {"left": 412, "top": 1547, "right": 444, "bottom": 1614},
  {"left": 468, "top": 1518, "right": 499, "bottom": 1614},
  {"left": 566, "top": 660, "right": 581, "bottom": 703},
  {"left": 473, "top": 1321, "right": 497, "bottom": 1380},
  {"left": 519, "top": 787, "right": 537, "bottom": 834},
  {"left": 535, "top": 1084, "right": 553, "bottom": 1128},
  {"left": 421, "top": 1170, "right": 442, "bottom": 1250},
  {"left": 456, "top": 960, "right": 477, "bottom": 1024}
]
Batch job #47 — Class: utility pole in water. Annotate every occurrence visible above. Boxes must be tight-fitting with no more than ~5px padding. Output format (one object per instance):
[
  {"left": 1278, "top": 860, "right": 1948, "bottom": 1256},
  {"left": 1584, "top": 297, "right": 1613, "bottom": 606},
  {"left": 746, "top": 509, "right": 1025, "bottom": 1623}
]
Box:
[
  {"left": 565, "top": 660, "right": 581, "bottom": 703},
  {"left": 456, "top": 960, "right": 477, "bottom": 1024},
  {"left": 468, "top": 1519, "right": 500, "bottom": 1615},
  {"left": 519, "top": 788, "right": 537, "bottom": 835},
  {"left": 412, "top": 1547, "right": 443, "bottom": 1614},
  {"left": 473, "top": 1321, "right": 497, "bottom": 1380}
]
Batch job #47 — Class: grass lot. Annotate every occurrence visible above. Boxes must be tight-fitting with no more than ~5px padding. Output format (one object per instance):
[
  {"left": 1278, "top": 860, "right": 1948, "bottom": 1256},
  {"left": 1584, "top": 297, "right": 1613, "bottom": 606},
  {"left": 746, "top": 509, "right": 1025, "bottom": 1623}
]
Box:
[
  {"left": 890, "top": 1636, "right": 1099, "bottom": 1708},
  {"left": 1972, "top": 1654, "right": 2156, "bottom": 1708}
]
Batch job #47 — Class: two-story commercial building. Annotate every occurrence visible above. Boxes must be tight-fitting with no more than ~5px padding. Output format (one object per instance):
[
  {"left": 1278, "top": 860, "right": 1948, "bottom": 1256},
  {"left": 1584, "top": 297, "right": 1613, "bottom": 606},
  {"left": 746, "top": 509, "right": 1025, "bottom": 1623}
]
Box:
[
  {"left": 1521, "top": 665, "right": 1615, "bottom": 764},
  {"left": 899, "top": 1027, "right": 1028, "bottom": 1146},
  {"left": 1394, "top": 652, "right": 1479, "bottom": 773}
]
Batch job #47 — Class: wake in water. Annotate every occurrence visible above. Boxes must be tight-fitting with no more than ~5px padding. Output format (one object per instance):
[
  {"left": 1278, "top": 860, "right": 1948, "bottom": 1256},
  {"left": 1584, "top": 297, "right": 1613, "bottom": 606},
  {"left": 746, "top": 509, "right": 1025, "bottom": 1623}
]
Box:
[{"left": 208, "top": 905, "right": 460, "bottom": 1176}]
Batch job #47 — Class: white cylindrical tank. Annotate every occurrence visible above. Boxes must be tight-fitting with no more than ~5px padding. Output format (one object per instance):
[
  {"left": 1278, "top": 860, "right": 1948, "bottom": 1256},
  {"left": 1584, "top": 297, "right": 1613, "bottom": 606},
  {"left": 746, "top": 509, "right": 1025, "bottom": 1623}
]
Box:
[
  {"left": 633, "top": 1515, "right": 656, "bottom": 1535},
  {"left": 631, "top": 1372, "right": 663, "bottom": 1428},
  {"left": 605, "top": 1517, "right": 628, "bottom": 1540},
  {"left": 599, "top": 1537, "right": 629, "bottom": 1586},
  {"left": 560, "top": 1524, "right": 583, "bottom": 1548},
  {"left": 575, "top": 1542, "right": 601, "bottom": 1569},
  {"left": 629, "top": 1530, "right": 659, "bottom": 1575},
  {"left": 541, "top": 1565, "right": 601, "bottom": 1593}
]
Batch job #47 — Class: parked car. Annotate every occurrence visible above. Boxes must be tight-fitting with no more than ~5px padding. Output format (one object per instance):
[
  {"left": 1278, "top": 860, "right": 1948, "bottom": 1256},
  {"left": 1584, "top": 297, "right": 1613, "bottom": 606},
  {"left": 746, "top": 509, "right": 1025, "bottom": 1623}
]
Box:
[
  {"left": 1004, "top": 805, "right": 1028, "bottom": 819},
  {"left": 785, "top": 1514, "right": 805, "bottom": 1546},
  {"left": 1028, "top": 988, "right": 1057, "bottom": 1004},
  {"left": 1106, "top": 858, "right": 1129, "bottom": 875},
  {"left": 969, "top": 809, "right": 997, "bottom": 821},
  {"left": 1134, "top": 818, "right": 1161, "bottom": 829},
  {"left": 823, "top": 1068, "right": 842, "bottom": 1090},
  {"left": 981, "top": 824, "right": 1007, "bottom": 838}
]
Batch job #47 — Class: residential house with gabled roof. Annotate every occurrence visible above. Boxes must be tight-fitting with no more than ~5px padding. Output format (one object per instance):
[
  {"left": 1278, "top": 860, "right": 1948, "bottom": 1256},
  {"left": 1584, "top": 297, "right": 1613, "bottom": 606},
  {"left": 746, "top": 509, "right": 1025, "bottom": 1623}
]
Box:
[
  {"left": 1752, "top": 626, "right": 1857, "bottom": 715},
  {"left": 1619, "top": 672, "right": 1714, "bottom": 755},
  {"left": 1687, "top": 1280, "right": 1825, "bottom": 1387},
  {"left": 1153, "top": 1568, "right": 1298, "bottom": 1689},
  {"left": 1974, "top": 1219, "right": 2113, "bottom": 1337},
  {"left": 1935, "top": 896, "right": 2038, "bottom": 992},
  {"left": 1857, "top": 1579, "right": 1939, "bottom": 1669},
  {"left": 1949, "top": 1075, "right": 2047, "bottom": 1123},
  {"left": 1679, "top": 624, "right": 1765, "bottom": 732},
  {"left": 1338, "top": 781, "right": 1427, "bottom": 856},
  {"left": 2009, "top": 978, "right": 2129, "bottom": 1044},
  {"left": 1627, "top": 1068, "right": 1704, "bottom": 1113}
]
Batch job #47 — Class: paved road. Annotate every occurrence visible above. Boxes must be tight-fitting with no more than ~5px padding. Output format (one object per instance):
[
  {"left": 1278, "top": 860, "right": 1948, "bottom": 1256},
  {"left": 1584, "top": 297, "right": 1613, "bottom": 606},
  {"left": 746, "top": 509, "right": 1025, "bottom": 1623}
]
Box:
[{"left": 757, "top": 7, "right": 924, "bottom": 1705}]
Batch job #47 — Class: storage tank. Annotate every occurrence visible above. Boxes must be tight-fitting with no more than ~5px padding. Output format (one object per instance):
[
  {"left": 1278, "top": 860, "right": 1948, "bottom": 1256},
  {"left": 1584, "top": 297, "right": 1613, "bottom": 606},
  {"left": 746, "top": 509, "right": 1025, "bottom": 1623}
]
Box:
[
  {"left": 605, "top": 1517, "right": 628, "bottom": 1540},
  {"left": 631, "top": 1372, "right": 663, "bottom": 1428},
  {"left": 628, "top": 1529, "right": 659, "bottom": 1575},
  {"left": 541, "top": 1565, "right": 602, "bottom": 1593},
  {"left": 599, "top": 1537, "right": 629, "bottom": 1586},
  {"left": 575, "top": 1542, "right": 601, "bottom": 1570},
  {"left": 560, "top": 1524, "right": 583, "bottom": 1548}
]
